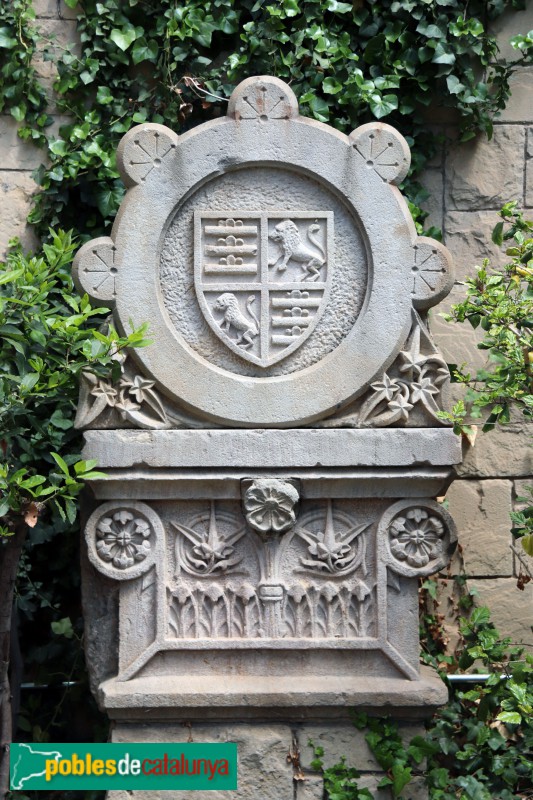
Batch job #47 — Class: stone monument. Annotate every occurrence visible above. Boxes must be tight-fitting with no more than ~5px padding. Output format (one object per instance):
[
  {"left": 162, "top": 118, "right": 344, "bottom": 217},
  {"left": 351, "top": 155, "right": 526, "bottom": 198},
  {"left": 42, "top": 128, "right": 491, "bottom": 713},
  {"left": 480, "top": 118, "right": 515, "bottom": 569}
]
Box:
[{"left": 73, "top": 76, "right": 461, "bottom": 798}]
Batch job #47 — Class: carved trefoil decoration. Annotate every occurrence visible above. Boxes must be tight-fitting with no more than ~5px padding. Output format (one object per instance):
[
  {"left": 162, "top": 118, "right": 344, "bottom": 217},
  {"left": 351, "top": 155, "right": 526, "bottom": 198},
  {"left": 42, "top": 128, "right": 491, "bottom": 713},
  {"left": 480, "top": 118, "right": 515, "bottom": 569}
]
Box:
[
  {"left": 194, "top": 212, "right": 333, "bottom": 367},
  {"left": 171, "top": 502, "right": 246, "bottom": 577}
]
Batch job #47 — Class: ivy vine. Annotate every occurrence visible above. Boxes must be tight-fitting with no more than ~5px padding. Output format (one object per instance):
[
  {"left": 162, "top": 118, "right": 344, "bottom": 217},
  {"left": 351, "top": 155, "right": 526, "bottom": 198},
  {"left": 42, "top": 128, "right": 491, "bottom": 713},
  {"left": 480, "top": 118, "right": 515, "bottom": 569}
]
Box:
[{"left": 0, "top": 0, "right": 532, "bottom": 239}]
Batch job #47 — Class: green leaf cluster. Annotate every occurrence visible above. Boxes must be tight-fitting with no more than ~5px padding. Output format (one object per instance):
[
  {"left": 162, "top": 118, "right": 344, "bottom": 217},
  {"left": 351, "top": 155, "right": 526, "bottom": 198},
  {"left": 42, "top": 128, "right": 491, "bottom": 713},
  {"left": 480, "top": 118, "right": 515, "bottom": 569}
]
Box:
[
  {"left": 313, "top": 609, "right": 533, "bottom": 800},
  {"left": 0, "top": 230, "right": 148, "bottom": 531},
  {"left": 1, "top": 0, "right": 532, "bottom": 238}
]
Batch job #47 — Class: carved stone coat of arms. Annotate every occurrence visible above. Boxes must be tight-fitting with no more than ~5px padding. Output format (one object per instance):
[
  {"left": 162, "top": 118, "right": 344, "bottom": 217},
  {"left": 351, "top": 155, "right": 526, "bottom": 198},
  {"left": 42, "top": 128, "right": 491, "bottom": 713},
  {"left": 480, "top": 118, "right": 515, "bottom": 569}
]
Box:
[{"left": 195, "top": 212, "right": 333, "bottom": 367}]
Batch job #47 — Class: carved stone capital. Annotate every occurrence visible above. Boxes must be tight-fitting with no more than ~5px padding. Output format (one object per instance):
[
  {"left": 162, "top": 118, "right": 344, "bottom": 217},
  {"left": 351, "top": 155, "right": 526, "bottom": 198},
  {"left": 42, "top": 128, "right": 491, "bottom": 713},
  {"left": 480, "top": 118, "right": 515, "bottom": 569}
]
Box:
[
  {"left": 85, "top": 501, "right": 163, "bottom": 581},
  {"left": 242, "top": 478, "right": 300, "bottom": 535},
  {"left": 379, "top": 499, "right": 457, "bottom": 577}
]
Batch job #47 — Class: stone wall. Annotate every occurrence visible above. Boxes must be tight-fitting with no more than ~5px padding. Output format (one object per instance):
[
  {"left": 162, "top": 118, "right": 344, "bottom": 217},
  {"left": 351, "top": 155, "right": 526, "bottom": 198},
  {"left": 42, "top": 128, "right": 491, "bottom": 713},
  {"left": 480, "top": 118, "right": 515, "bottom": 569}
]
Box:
[
  {"left": 429, "top": 4, "right": 533, "bottom": 649},
  {"left": 1, "top": 2, "right": 532, "bottom": 649}
]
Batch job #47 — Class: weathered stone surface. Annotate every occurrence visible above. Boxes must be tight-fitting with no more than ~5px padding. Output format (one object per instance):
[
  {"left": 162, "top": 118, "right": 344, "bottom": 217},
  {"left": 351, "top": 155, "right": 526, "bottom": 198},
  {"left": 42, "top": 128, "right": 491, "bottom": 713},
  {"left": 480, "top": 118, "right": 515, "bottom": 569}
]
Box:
[
  {"left": 445, "top": 480, "right": 513, "bottom": 576},
  {"left": 82, "top": 429, "right": 462, "bottom": 469},
  {"left": 110, "top": 722, "right": 294, "bottom": 800},
  {"left": 0, "top": 170, "right": 39, "bottom": 257},
  {"left": 0, "top": 116, "right": 43, "bottom": 170},
  {"left": 467, "top": 578, "right": 533, "bottom": 648},
  {"left": 457, "top": 425, "right": 533, "bottom": 478},
  {"left": 497, "top": 68, "right": 533, "bottom": 122},
  {"left": 429, "top": 286, "right": 487, "bottom": 371},
  {"left": 443, "top": 210, "right": 510, "bottom": 274},
  {"left": 418, "top": 167, "right": 444, "bottom": 232},
  {"left": 300, "top": 722, "right": 423, "bottom": 772},
  {"left": 75, "top": 78, "right": 457, "bottom": 800},
  {"left": 491, "top": 4, "right": 533, "bottom": 60},
  {"left": 33, "top": 0, "right": 79, "bottom": 18},
  {"left": 526, "top": 128, "right": 533, "bottom": 207},
  {"left": 445, "top": 125, "right": 525, "bottom": 210},
  {"left": 74, "top": 77, "right": 453, "bottom": 427}
]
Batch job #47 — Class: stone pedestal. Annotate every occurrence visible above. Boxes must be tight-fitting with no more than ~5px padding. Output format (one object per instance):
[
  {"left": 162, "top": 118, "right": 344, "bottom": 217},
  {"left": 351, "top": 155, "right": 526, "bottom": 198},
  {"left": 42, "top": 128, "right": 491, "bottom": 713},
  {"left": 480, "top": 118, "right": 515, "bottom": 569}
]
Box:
[{"left": 74, "top": 76, "right": 460, "bottom": 798}]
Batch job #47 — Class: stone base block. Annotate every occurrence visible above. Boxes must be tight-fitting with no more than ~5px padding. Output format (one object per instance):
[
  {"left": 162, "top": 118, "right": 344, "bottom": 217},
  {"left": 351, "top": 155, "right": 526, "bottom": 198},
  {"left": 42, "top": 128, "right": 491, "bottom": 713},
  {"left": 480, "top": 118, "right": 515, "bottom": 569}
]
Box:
[{"left": 107, "top": 717, "right": 430, "bottom": 800}]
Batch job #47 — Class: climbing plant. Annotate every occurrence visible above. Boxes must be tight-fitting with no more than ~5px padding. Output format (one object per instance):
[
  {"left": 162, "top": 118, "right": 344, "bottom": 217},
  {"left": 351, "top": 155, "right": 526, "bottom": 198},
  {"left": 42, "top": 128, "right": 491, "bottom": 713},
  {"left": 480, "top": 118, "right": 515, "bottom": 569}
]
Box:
[{"left": 0, "top": 0, "right": 532, "bottom": 239}]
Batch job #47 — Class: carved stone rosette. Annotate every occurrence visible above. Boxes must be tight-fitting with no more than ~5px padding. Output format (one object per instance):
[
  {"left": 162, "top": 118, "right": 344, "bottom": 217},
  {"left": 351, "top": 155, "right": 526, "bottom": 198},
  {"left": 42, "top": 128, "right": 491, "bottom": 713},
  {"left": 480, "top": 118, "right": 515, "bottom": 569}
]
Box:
[
  {"left": 242, "top": 478, "right": 300, "bottom": 535},
  {"left": 378, "top": 499, "right": 457, "bottom": 578},
  {"left": 85, "top": 501, "right": 163, "bottom": 581}
]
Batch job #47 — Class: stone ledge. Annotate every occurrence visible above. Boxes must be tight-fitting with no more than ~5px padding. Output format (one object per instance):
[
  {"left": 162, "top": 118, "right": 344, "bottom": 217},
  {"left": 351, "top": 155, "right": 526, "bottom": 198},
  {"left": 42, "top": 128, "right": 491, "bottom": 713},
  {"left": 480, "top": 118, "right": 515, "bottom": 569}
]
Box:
[
  {"left": 88, "top": 467, "right": 455, "bottom": 500},
  {"left": 100, "top": 667, "right": 448, "bottom": 718},
  {"left": 83, "top": 429, "right": 462, "bottom": 469}
]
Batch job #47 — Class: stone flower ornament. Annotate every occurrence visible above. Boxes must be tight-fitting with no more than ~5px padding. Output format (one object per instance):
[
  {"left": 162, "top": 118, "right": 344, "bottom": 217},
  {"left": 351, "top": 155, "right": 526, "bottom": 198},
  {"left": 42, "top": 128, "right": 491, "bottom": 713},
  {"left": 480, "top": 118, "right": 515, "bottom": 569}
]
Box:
[
  {"left": 96, "top": 509, "right": 151, "bottom": 570},
  {"left": 85, "top": 501, "right": 163, "bottom": 581},
  {"left": 378, "top": 499, "right": 457, "bottom": 578},
  {"left": 243, "top": 478, "right": 300, "bottom": 535}
]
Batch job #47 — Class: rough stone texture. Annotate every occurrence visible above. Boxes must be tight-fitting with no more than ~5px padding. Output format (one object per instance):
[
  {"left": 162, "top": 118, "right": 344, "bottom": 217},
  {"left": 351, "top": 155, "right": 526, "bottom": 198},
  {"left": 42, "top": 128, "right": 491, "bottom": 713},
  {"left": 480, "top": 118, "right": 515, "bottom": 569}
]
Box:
[
  {"left": 33, "top": 0, "right": 79, "bottom": 18},
  {"left": 445, "top": 480, "right": 513, "bottom": 576},
  {"left": 429, "top": 285, "right": 487, "bottom": 371},
  {"left": 498, "top": 68, "right": 533, "bottom": 123},
  {"left": 443, "top": 210, "right": 510, "bottom": 274},
  {"left": 110, "top": 722, "right": 294, "bottom": 800},
  {"left": 418, "top": 167, "right": 444, "bottom": 231},
  {"left": 0, "top": 170, "right": 39, "bottom": 255},
  {"left": 526, "top": 126, "right": 533, "bottom": 208},
  {"left": 466, "top": 578, "right": 533, "bottom": 649},
  {"left": 0, "top": 116, "right": 44, "bottom": 170},
  {"left": 445, "top": 125, "right": 525, "bottom": 211},
  {"left": 457, "top": 424, "right": 533, "bottom": 478},
  {"left": 490, "top": 4, "right": 533, "bottom": 61},
  {"left": 82, "top": 429, "right": 462, "bottom": 469}
]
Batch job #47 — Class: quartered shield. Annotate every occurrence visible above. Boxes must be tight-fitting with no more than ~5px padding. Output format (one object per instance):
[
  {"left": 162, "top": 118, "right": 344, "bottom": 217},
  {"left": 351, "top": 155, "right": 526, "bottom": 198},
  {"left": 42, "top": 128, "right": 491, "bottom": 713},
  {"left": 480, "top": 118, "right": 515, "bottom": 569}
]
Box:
[{"left": 194, "top": 211, "right": 334, "bottom": 368}]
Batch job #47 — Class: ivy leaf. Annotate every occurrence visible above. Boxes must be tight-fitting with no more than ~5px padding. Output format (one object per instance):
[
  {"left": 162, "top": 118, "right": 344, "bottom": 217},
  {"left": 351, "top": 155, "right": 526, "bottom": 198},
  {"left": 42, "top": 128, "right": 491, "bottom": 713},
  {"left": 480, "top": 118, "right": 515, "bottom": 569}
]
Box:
[
  {"left": 96, "top": 86, "right": 114, "bottom": 105},
  {"left": 391, "top": 763, "right": 412, "bottom": 796},
  {"left": 94, "top": 185, "right": 124, "bottom": 218},
  {"left": 63, "top": 0, "right": 78, "bottom": 7},
  {"left": 0, "top": 27, "right": 17, "bottom": 49},
  {"left": 110, "top": 27, "right": 137, "bottom": 51},
  {"left": 446, "top": 74, "right": 464, "bottom": 95},
  {"left": 369, "top": 93, "right": 398, "bottom": 119},
  {"left": 521, "top": 534, "right": 533, "bottom": 556},
  {"left": 132, "top": 39, "right": 158, "bottom": 64}
]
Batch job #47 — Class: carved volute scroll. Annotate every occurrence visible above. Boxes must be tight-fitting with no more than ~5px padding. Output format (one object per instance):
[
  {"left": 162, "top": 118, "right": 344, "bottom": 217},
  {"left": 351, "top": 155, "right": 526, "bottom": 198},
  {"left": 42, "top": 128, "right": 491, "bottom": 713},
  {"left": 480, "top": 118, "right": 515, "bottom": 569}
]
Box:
[{"left": 72, "top": 74, "right": 454, "bottom": 429}]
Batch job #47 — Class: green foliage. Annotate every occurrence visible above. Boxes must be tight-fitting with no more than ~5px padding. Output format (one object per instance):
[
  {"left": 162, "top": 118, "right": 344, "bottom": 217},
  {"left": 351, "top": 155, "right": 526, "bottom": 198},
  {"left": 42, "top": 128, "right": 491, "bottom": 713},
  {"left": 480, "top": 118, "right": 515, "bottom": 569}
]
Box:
[
  {"left": 0, "top": 229, "right": 149, "bottom": 532},
  {"left": 440, "top": 204, "right": 533, "bottom": 432},
  {"left": 439, "top": 205, "right": 533, "bottom": 560},
  {"left": 0, "top": 0, "right": 49, "bottom": 131},
  {"left": 312, "top": 609, "right": 533, "bottom": 800},
  {"left": 1, "top": 0, "right": 532, "bottom": 237},
  {"left": 309, "top": 744, "right": 374, "bottom": 800}
]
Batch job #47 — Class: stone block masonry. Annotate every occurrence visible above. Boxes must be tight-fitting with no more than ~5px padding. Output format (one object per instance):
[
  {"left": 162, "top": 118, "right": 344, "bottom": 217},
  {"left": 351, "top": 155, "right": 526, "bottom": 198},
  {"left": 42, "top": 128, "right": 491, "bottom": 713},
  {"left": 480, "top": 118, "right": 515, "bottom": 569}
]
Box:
[{"left": 431, "top": 12, "right": 533, "bottom": 647}]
